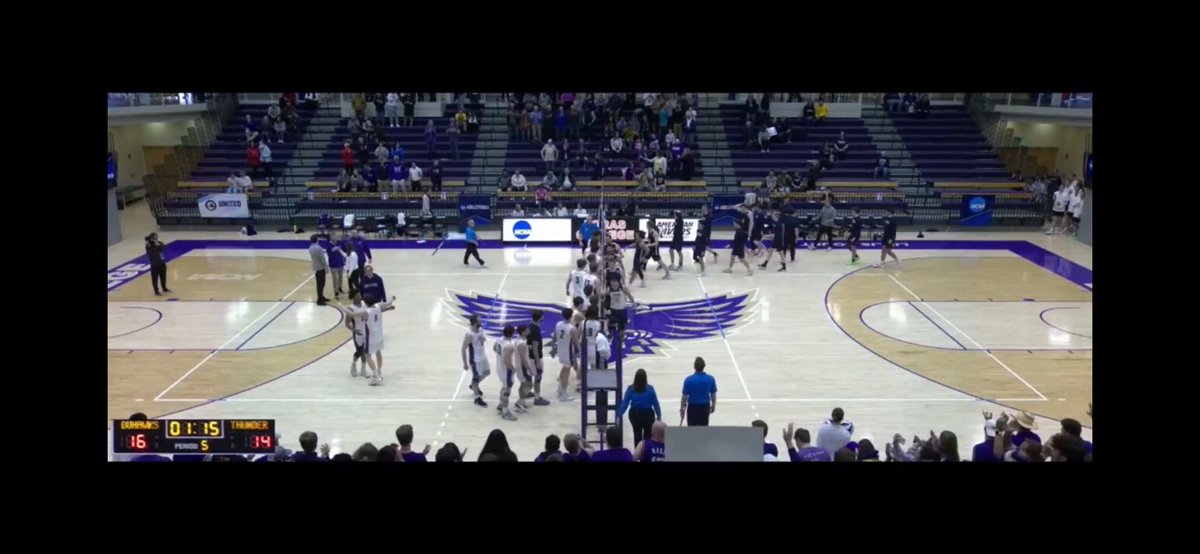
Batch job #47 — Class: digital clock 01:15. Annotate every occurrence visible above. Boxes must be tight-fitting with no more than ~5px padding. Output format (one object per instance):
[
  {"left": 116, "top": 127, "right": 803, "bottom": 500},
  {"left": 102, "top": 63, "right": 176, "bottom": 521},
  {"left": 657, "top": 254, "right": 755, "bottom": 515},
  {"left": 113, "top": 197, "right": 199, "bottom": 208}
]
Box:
[
  {"left": 165, "top": 419, "right": 223, "bottom": 439},
  {"left": 112, "top": 419, "right": 276, "bottom": 456}
]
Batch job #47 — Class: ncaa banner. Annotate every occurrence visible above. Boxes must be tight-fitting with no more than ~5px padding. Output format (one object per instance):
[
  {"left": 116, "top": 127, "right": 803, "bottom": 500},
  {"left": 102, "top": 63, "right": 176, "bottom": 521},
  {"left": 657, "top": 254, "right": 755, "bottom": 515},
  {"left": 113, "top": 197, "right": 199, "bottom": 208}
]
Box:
[
  {"left": 959, "top": 195, "right": 995, "bottom": 226},
  {"left": 198, "top": 193, "right": 250, "bottom": 218},
  {"left": 501, "top": 218, "right": 574, "bottom": 242}
]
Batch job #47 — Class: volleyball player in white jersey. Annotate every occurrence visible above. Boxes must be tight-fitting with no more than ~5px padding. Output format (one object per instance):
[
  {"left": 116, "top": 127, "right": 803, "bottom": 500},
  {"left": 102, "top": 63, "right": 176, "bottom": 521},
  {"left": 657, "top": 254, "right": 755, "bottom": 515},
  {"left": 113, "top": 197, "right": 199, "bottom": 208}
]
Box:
[
  {"left": 513, "top": 326, "right": 535, "bottom": 414},
  {"left": 460, "top": 314, "right": 490, "bottom": 408},
  {"left": 344, "top": 292, "right": 371, "bottom": 379},
  {"left": 566, "top": 258, "right": 590, "bottom": 303},
  {"left": 496, "top": 325, "right": 519, "bottom": 421},
  {"left": 551, "top": 307, "right": 578, "bottom": 401},
  {"left": 332, "top": 294, "right": 396, "bottom": 385},
  {"left": 1067, "top": 184, "right": 1084, "bottom": 236},
  {"left": 580, "top": 306, "right": 610, "bottom": 370},
  {"left": 1047, "top": 185, "right": 1070, "bottom": 235}
]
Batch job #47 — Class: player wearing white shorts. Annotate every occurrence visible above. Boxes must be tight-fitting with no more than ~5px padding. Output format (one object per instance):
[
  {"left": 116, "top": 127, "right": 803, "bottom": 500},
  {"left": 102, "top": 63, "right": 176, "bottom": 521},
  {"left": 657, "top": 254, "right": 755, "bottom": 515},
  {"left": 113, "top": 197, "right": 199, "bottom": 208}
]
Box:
[
  {"left": 460, "top": 314, "right": 490, "bottom": 408},
  {"left": 513, "top": 325, "right": 535, "bottom": 414},
  {"left": 496, "top": 325, "right": 519, "bottom": 421},
  {"left": 581, "top": 306, "right": 609, "bottom": 370},
  {"left": 332, "top": 295, "right": 395, "bottom": 385},
  {"left": 1048, "top": 186, "right": 1070, "bottom": 235},
  {"left": 552, "top": 307, "right": 578, "bottom": 402},
  {"left": 344, "top": 293, "right": 371, "bottom": 379},
  {"left": 566, "top": 259, "right": 590, "bottom": 304},
  {"left": 1067, "top": 184, "right": 1084, "bottom": 236}
]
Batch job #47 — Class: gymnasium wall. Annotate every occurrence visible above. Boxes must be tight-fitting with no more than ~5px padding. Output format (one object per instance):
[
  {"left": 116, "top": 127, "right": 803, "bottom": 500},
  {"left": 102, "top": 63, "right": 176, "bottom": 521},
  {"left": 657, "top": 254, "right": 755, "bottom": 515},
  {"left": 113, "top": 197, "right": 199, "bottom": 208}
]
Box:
[
  {"left": 108, "top": 119, "right": 200, "bottom": 188},
  {"left": 1002, "top": 121, "right": 1092, "bottom": 177}
]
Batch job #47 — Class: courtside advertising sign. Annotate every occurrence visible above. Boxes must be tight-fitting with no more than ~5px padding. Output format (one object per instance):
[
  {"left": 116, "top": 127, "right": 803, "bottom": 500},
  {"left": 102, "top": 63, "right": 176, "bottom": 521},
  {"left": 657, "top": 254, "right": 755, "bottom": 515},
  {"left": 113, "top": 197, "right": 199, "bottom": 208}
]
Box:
[
  {"left": 640, "top": 218, "right": 699, "bottom": 242},
  {"left": 198, "top": 193, "right": 250, "bottom": 218},
  {"left": 501, "top": 218, "right": 574, "bottom": 242}
]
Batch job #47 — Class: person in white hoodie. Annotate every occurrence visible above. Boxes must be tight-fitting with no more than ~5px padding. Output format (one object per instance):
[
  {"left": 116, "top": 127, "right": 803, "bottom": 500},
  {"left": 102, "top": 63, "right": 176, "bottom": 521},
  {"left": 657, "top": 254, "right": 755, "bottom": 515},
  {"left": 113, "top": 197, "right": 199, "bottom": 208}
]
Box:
[
  {"left": 510, "top": 170, "right": 528, "bottom": 192},
  {"left": 541, "top": 139, "right": 558, "bottom": 172},
  {"left": 385, "top": 92, "right": 401, "bottom": 128},
  {"left": 816, "top": 407, "right": 854, "bottom": 456}
]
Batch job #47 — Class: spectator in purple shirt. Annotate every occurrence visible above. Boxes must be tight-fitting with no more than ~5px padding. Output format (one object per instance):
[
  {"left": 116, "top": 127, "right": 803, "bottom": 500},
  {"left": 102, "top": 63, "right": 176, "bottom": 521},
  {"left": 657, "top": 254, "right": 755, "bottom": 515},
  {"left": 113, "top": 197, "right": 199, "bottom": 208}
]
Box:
[
  {"left": 993, "top": 413, "right": 1043, "bottom": 462},
  {"left": 972, "top": 414, "right": 1000, "bottom": 462},
  {"left": 782, "top": 423, "right": 831, "bottom": 462},
  {"left": 555, "top": 107, "right": 568, "bottom": 141},
  {"left": 589, "top": 426, "right": 634, "bottom": 462},
  {"left": 562, "top": 433, "right": 592, "bottom": 462},
  {"left": 534, "top": 435, "right": 562, "bottom": 462},
  {"left": 395, "top": 424, "right": 430, "bottom": 462},
  {"left": 1044, "top": 433, "right": 1088, "bottom": 462},
  {"left": 1010, "top": 411, "right": 1042, "bottom": 448},
  {"left": 289, "top": 431, "right": 330, "bottom": 462},
  {"left": 752, "top": 420, "right": 779, "bottom": 457},
  {"left": 424, "top": 120, "right": 437, "bottom": 157},
  {"left": 1059, "top": 417, "right": 1092, "bottom": 455},
  {"left": 477, "top": 429, "right": 518, "bottom": 462}
]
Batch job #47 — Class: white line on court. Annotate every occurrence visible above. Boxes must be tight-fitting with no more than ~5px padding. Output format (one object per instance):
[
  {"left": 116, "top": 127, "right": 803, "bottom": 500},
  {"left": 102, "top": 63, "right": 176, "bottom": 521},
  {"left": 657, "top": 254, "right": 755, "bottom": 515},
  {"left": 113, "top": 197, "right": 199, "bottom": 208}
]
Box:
[
  {"left": 696, "top": 276, "right": 757, "bottom": 419},
  {"left": 886, "top": 274, "right": 1048, "bottom": 400},
  {"left": 152, "top": 273, "right": 316, "bottom": 401}
]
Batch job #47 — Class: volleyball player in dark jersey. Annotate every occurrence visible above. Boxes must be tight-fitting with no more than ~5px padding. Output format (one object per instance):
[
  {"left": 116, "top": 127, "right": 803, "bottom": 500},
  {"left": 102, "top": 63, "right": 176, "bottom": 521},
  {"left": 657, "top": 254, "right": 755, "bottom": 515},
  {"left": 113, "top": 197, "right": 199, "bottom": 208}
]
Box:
[
  {"left": 846, "top": 207, "right": 863, "bottom": 265},
  {"left": 723, "top": 207, "right": 754, "bottom": 276},
  {"left": 629, "top": 230, "right": 648, "bottom": 288},
  {"left": 692, "top": 218, "right": 710, "bottom": 275},
  {"left": 776, "top": 208, "right": 799, "bottom": 269},
  {"left": 758, "top": 209, "right": 781, "bottom": 269},
  {"left": 645, "top": 219, "right": 671, "bottom": 279},
  {"left": 875, "top": 209, "right": 901, "bottom": 268},
  {"left": 749, "top": 206, "right": 766, "bottom": 260},
  {"left": 699, "top": 205, "right": 718, "bottom": 262},
  {"left": 668, "top": 211, "right": 685, "bottom": 270}
]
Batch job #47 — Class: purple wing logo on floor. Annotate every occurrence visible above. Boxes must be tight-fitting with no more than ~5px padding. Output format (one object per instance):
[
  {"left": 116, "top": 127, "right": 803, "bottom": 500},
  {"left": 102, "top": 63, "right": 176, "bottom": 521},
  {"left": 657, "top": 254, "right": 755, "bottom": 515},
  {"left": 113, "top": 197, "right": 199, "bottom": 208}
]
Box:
[{"left": 451, "top": 291, "right": 755, "bottom": 359}]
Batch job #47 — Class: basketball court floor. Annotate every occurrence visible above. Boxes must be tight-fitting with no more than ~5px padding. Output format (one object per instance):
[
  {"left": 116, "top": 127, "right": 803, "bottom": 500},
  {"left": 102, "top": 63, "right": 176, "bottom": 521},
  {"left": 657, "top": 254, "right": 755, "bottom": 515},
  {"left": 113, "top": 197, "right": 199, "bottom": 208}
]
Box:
[{"left": 107, "top": 207, "right": 1093, "bottom": 460}]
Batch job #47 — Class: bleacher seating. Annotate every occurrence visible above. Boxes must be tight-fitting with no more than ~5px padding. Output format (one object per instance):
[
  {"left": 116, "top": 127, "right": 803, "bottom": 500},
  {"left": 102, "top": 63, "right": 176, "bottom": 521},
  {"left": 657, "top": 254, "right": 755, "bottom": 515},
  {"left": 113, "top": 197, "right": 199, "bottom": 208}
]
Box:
[
  {"left": 312, "top": 108, "right": 479, "bottom": 180},
  {"left": 187, "top": 103, "right": 318, "bottom": 181},
  {"left": 495, "top": 190, "right": 709, "bottom": 219},
  {"left": 891, "top": 106, "right": 1010, "bottom": 183},
  {"left": 501, "top": 138, "right": 705, "bottom": 182},
  {"left": 718, "top": 105, "right": 882, "bottom": 182}
]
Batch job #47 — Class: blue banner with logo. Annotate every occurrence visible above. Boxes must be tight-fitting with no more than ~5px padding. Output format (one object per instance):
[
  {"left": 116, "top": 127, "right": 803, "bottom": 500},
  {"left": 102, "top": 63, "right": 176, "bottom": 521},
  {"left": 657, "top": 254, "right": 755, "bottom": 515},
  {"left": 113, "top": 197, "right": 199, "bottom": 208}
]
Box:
[
  {"left": 459, "top": 195, "right": 492, "bottom": 223},
  {"left": 960, "top": 195, "right": 995, "bottom": 226},
  {"left": 711, "top": 195, "right": 745, "bottom": 226}
]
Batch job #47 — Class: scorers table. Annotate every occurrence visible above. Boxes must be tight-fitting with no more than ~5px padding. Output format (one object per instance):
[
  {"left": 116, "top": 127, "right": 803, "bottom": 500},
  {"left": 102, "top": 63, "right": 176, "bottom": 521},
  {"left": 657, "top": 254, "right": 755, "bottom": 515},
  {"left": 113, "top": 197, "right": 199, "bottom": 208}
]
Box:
[{"left": 112, "top": 419, "right": 277, "bottom": 456}]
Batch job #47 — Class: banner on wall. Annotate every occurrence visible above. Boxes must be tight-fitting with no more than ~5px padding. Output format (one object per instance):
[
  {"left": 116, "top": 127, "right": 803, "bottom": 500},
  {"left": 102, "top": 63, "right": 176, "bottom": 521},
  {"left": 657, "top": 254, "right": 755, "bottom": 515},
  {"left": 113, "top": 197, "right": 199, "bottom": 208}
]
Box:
[
  {"left": 959, "top": 195, "right": 994, "bottom": 226},
  {"left": 459, "top": 195, "right": 493, "bottom": 223},
  {"left": 501, "top": 218, "right": 574, "bottom": 242},
  {"left": 641, "top": 218, "right": 699, "bottom": 242},
  {"left": 198, "top": 193, "right": 250, "bottom": 218}
]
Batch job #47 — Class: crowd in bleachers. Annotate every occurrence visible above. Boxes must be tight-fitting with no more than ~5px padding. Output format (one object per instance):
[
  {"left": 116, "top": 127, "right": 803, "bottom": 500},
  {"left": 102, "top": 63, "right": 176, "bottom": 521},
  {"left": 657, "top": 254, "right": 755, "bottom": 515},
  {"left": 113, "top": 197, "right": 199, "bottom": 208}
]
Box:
[
  {"left": 118, "top": 401, "right": 1092, "bottom": 462},
  {"left": 235, "top": 92, "right": 309, "bottom": 187},
  {"left": 331, "top": 93, "right": 480, "bottom": 194},
  {"left": 503, "top": 93, "right": 702, "bottom": 188}
]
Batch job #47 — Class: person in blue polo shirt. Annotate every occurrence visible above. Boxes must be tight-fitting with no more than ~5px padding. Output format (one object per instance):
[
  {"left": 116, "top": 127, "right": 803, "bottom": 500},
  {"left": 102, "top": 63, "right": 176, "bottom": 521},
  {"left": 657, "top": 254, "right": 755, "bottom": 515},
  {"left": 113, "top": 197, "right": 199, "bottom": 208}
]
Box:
[
  {"left": 679, "top": 357, "right": 717, "bottom": 426},
  {"left": 577, "top": 216, "right": 600, "bottom": 255},
  {"left": 463, "top": 219, "right": 485, "bottom": 267},
  {"left": 617, "top": 368, "right": 662, "bottom": 446}
]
